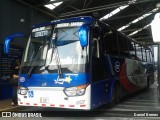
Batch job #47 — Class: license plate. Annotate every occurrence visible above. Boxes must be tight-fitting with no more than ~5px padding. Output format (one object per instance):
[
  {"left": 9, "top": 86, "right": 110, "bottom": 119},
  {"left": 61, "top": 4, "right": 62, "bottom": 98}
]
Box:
[{"left": 40, "top": 97, "right": 49, "bottom": 103}]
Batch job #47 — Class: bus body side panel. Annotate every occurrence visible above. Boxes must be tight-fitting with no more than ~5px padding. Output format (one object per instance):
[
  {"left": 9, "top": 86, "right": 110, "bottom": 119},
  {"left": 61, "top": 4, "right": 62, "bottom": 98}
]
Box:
[
  {"left": 106, "top": 56, "right": 148, "bottom": 94},
  {"left": 91, "top": 79, "right": 114, "bottom": 109},
  {"left": 120, "top": 59, "right": 148, "bottom": 93},
  {"left": 145, "top": 63, "right": 155, "bottom": 85},
  {"left": 90, "top": 55, "right": 150, "bottom": 109}
]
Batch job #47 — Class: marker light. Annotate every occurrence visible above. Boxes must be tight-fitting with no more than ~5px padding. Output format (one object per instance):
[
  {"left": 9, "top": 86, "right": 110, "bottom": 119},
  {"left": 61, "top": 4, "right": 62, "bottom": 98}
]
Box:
[
  {"left": 63, "top": 84, "right": 88, "bottom": 97},
  {"left": 151, "top": 13, "right": 160, "bottom": 43}
]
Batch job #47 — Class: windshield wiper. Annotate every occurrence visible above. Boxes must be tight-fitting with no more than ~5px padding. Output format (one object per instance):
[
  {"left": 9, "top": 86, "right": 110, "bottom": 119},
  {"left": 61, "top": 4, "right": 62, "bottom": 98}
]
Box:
[
  {"left": 52, "top": 44, "right": 63, "bottom": 78},
  {"left": 27, "top": 46, "right": 43, "bottom": 77}
]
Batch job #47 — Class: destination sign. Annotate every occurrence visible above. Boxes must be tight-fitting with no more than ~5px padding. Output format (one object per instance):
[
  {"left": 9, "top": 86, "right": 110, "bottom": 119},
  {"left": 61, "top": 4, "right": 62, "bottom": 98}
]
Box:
[
  {"left": 34, "top": 30, "right": 48, "bottom": 37},
  {"left": 32, "top": 25, "right": 52, "bottom": 38},
  {"left": 56, "top": 22, "right": 84, "bottom": 28}
]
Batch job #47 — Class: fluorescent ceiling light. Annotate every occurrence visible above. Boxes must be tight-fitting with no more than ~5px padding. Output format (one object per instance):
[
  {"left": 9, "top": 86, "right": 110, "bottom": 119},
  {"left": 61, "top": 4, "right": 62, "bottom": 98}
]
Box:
[
  {"left": 118, "top": 8, "right": 159, "bottom": 31},
  {"left": 44, "top": 1, "right": 63, "bottom": 10},
  {"left": 100, "top": 0, "right": 137, "bottom": 21},
  {"left": 45, "top": 4, "right": 55, "bottom": 10},
  {"left": 128, "top": 23, "right": 151, "bottom": 36},
  {"left": 131, "top": 13, "right": 152, "bottom": 24},
  {"left": 100, "top": 5, "right": 129, "bottom": 21}
]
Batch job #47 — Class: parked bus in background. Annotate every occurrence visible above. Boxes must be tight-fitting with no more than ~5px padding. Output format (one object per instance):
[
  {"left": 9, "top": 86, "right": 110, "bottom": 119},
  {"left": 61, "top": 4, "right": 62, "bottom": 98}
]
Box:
[{"left": 4, "top": 16, "right": 155, "bottom": 110}]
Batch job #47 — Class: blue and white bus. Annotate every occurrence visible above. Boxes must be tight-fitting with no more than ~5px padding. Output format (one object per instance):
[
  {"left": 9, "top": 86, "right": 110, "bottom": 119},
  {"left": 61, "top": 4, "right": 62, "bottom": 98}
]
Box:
[{"left": 4, "top": 16, "right": 154, "bottom": 110}]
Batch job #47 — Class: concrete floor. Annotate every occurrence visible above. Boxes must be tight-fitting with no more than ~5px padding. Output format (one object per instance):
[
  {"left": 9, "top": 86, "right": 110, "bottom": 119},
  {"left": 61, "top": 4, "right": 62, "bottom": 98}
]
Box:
[{"left": 0, "top": 80, "right": 160, "bottom": 119}]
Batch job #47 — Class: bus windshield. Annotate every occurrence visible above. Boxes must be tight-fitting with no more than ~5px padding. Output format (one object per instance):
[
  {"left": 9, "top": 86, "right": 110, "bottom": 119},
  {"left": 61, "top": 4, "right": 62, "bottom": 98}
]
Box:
[{"left": 22, "top": 23, "right": 88, "bottom": 74}]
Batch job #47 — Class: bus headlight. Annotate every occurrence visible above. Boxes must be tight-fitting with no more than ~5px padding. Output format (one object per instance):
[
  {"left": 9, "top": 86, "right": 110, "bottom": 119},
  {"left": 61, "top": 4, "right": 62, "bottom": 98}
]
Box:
[
  {"left": 63, "top": 84, "right": 88, "bottom": 97},
  {"left": 64, "top": 87, "right": 77, "bottom": 97},
  {"left": 18, "top": 86, "right": 28, "bottom": 95}
]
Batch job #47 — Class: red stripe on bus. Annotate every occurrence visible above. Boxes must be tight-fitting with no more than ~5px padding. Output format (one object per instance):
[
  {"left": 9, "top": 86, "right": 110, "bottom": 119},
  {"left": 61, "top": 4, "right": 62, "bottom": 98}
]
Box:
[
  {"left": 34, "top": 103, "right": 38, "bottom": 106},
  {"left": 80, "top": 105, "right": 86, "bottom": 107},
  {"left": 120, "top": 63, "right": 139, "bottom": 93},
  {"left": 69, "top": 105, "right": 75, "bottom": 107},
  {"left": 42, "top": 104, "right": 46, "bottom": 106},
  {"left": 50, "top": 104, "right": 55, "bottom": 107},
  {"left": 59, "top": 105, "right": 64, "bottom": 107},
  {"left": 26, "top": 103, "right": 30, "bottom": 105},
  {"left": 20, "top": 102, "right": 23, "bottom": 104}
]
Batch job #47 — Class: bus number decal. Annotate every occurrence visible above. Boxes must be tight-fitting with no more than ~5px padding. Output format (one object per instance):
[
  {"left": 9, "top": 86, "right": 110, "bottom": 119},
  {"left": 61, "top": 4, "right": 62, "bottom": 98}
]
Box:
[{"left": 35, "top": 30, "right": 48, "bottom": 37}]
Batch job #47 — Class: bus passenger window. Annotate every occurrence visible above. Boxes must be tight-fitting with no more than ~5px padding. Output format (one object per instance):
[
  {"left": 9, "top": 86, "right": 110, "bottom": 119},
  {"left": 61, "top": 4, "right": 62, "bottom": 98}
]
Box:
[
  {"left": 118, "top": 35, "right": 130, "bottom": 58},
  {"left": 128, "top": 41, "right": 136, "bottom": 59},
  {"left": 102, "top": 32, "right": 118, "bottom": 56},
  {"left": 135, "top": 44, "right": 142, "bottom": 61},
  {"left": 92, "top": 39, "right": 99, "bottom": 58},
  {"left": 146, "top": 49, "right": 150, "bottom": 62},
  {"left": 142, "top": 47, "right": 147, "bottom": 62},
  {"left": 149, "top": 50, "right": 153, "bottom": 62}
]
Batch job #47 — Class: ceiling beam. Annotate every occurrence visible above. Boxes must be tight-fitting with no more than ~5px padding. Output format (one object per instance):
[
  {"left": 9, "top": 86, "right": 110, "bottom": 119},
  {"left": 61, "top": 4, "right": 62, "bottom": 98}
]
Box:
[
  {"left": 128, "top": 32, "right": 150, "bottom": 36},
  {"left": 59, "top": 0, "right": 154, "bottom": 18},
  {"left": 143, "top": 42, "right": 158, "bottom": 45},
  {"left": 83, "top": 0, "right": 87, "bottom": 8},
  {"left": 134, "top": 36, "right": 153, "bottom": 40},
  {"left": 85, "top": 0, "right": 93, "bottom": 8},
  {"left": 122, "top": 28, "right": 140, "bottom": 32},
  {"left": 13, "top": 0, "right": 57, "bottom": 18},
  {"left": 68, "top": 5, "right": 79, "bottom": 10},
  {"left": 54, "top": 0, "right": 78, "bottom": 13},
  {"left": 106, "top": 11, "right": 158, "bottom": 21}
]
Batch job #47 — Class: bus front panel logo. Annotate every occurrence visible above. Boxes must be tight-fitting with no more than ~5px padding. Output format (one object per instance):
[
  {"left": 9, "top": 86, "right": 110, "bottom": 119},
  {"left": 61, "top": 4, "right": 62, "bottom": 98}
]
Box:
[
  {"left": 19, "top": 77, "right": 25, "bottom": 82},
  {"left": 54, "top": 76, "right": 72, "bottom": 84},
  {"left": 115, "top": 61, "right": 120, "bottom": 72}
]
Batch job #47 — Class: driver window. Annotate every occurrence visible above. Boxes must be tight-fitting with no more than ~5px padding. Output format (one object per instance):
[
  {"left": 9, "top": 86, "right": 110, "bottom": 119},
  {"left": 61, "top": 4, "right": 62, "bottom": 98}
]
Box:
[{"left": 92, "top": 38, "right": 99, "bottom": 58}]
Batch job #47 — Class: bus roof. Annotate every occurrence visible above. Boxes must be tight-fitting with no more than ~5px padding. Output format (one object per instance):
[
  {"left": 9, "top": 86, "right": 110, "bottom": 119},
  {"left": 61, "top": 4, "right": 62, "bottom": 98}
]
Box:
[{"left": 32, "top": 16, "right": 93, "bottom": 29}]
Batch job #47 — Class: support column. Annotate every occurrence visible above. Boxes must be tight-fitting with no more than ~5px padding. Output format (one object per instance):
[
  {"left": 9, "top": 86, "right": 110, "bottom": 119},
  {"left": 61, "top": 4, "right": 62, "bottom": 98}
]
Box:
[{"left": 157, "top": 44, "right": 160, "bottom": 109}]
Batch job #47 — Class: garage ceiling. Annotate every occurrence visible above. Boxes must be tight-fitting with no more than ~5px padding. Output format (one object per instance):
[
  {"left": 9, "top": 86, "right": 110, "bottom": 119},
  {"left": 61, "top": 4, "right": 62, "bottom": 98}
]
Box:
[{"left": 13, "top": 0, "right": 160, "bottom": 45}]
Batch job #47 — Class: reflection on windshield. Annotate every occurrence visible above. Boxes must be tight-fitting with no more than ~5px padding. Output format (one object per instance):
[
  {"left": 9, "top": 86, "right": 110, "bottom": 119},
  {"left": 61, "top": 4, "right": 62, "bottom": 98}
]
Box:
[
  {"left": 22, "top": 25, "right": 88, "bottom": 74},
  {"left": 46, "top": 41, "right": 87, "bottom": 73},
  {"left": 46, "top": 26, "right": 88, "bottom": 73},
  {"left": 25, "top": 37, "right": 49, "bottom": 66}
]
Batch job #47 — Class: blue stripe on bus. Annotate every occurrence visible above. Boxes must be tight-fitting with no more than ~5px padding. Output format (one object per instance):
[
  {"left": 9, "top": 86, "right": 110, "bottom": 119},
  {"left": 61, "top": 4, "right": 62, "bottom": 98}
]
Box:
[{"left": 18, "top": 73, "right": 90, "bottom": 88}]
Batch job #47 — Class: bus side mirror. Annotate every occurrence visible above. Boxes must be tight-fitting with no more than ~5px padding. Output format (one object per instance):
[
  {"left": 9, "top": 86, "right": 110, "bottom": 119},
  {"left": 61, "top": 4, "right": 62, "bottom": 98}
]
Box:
[
  {"left": 79, "top": 25, "right": 88, "bottom": 47},
  {"left": 4, "top": 33, "right": 25, "bottom": 54}
]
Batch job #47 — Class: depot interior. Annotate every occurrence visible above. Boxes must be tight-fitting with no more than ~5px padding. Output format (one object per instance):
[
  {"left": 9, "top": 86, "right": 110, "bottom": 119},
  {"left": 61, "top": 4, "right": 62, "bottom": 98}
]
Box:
[{"left": 0, "top": 0, "right": 159, "bottom": 102}]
